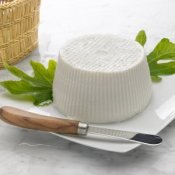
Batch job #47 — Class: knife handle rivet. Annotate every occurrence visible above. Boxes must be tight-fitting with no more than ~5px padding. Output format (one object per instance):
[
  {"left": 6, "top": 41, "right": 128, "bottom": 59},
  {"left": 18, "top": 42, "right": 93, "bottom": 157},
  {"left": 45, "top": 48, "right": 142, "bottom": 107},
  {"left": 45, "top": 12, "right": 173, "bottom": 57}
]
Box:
[{"left": 77, "top": 122, "right": 88, "bottom": 135}]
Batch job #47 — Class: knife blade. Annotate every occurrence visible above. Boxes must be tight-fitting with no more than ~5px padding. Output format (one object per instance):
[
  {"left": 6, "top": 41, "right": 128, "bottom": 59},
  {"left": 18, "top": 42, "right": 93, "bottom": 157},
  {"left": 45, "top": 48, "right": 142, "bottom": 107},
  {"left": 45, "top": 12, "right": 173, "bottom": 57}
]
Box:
[
  {"left": 87, "top": 125, "right": 162, "bottom": 145},
  {"left": 0, "top": 106, "right": 162, "bottom": 145}
]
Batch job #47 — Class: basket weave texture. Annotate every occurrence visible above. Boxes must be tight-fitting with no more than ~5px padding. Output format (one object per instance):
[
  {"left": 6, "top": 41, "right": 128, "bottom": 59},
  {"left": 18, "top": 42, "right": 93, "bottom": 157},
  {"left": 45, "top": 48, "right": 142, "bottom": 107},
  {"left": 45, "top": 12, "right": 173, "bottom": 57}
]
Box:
[{"left": 0, "top": 0, "right": 41, "bottom": 69}]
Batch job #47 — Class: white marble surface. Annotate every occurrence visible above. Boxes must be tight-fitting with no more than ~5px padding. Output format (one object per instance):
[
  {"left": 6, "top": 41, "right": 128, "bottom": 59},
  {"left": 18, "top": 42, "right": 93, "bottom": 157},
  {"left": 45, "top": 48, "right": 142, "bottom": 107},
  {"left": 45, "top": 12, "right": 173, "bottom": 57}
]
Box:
[{"left": 1, "top": 0, "right": 175, "bottom": 174}]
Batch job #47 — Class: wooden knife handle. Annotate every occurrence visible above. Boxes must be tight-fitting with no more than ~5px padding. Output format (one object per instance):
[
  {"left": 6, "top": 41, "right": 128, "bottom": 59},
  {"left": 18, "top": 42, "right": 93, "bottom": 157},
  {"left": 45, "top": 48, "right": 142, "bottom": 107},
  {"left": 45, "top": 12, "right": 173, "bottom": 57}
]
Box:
[{"left": 0, "top": 106, "right": 79, "bottom": 134}]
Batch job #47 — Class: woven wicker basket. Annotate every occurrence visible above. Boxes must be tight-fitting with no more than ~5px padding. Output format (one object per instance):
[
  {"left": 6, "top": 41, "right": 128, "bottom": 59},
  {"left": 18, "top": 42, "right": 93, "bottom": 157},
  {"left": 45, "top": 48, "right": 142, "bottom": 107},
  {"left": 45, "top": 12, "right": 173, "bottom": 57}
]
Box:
[{"left": 0, "top": 0, "right": 41, "bottom": 69}]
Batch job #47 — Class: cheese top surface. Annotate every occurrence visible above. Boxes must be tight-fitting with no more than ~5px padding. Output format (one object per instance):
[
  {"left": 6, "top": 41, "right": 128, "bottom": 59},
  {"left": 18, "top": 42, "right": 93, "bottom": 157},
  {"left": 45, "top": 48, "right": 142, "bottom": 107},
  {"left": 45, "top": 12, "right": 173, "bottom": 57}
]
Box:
[{"left": 60, "top": 35, "right": 144, "bottom": 72}]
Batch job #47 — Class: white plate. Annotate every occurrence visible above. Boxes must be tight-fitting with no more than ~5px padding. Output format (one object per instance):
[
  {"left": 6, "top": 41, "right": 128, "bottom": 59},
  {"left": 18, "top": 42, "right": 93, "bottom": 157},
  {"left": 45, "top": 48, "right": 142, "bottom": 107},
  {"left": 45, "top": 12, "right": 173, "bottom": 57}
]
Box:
[{"left": 0, "top": 75, "right": 175, "bottom": 153}]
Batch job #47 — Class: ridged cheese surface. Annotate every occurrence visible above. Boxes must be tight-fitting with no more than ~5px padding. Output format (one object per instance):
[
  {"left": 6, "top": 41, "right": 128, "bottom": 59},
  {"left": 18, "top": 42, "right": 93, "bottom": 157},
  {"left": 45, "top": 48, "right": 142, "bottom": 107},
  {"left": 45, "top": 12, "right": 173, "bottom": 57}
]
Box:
[{"left": 53, "top": 35, "right": 152, "bottom": 123}]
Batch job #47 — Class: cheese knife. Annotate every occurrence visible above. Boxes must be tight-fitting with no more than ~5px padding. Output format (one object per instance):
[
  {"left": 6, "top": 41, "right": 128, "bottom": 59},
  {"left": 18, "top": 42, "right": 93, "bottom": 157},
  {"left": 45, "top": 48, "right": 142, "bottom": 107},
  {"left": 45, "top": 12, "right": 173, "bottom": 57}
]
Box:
[{"left": 0, "top": 106, "right": 162, "bottom": 145}]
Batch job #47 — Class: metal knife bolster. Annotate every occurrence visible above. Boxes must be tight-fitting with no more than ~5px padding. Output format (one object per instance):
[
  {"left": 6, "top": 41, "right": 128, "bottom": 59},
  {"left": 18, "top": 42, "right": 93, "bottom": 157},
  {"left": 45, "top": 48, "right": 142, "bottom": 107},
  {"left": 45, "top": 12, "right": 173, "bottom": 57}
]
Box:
[{"left": 77, "top": 122, "right": 88, "bottom": 135}]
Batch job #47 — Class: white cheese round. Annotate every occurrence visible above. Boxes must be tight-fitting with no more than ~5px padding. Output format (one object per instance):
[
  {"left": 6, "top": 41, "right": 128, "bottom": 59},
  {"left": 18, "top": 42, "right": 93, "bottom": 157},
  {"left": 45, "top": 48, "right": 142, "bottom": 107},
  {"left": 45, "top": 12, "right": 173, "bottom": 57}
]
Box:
[{"left": 53, "top": 35, "right": 152, "bottom": 123}]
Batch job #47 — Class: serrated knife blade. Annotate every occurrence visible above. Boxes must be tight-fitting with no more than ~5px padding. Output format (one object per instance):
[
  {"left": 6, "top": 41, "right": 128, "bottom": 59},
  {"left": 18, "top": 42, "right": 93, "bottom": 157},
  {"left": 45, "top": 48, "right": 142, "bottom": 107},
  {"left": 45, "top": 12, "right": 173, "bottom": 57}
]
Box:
[{"left": 78, "top": 123, "right": 162, "bottom": 145}]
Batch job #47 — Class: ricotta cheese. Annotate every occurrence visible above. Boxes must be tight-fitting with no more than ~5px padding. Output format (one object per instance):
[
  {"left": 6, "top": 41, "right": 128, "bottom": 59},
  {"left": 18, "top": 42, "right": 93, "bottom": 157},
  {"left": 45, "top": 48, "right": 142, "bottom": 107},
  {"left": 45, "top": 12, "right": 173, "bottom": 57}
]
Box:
[{"left": 53, "top": 35, "right": 152, "bottom": 123}]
